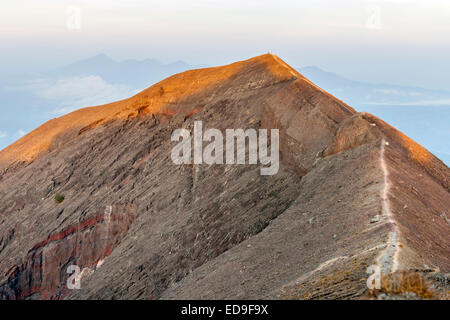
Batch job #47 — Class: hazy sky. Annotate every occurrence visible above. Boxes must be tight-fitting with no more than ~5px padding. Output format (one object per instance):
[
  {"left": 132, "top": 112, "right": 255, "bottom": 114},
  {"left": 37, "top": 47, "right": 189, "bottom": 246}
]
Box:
[{"left": 1, "top": 0, "right": 450, "bottom": 89}]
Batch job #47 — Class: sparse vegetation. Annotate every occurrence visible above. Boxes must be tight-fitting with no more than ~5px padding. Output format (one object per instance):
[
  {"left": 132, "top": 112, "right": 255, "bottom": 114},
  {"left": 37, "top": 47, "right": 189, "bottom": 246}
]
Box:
[
  {"left": 278, "top": 257, "right": 371, "bottom": 299},
  {"left": 369, "top": 271, "right": 435, "bottom": 299},
  {"left": 54, "top": 192, "right": 65, "bottom": 204}
]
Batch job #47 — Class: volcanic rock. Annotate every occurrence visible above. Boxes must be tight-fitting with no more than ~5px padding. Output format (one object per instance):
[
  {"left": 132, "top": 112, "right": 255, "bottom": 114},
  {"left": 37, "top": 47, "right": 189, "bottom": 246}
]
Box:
[{"left": 0, "top": 54, "right": 448, "bottom": 300}]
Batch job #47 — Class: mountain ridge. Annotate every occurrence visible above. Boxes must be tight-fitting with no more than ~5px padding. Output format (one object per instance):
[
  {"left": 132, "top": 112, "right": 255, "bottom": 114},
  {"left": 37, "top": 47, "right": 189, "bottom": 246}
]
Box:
[
  {"left": 0, "top": 54, "right": 319, "bottom": 170},
  {"left": 0, "top": 54, "right": 448, "bottom": 300}
]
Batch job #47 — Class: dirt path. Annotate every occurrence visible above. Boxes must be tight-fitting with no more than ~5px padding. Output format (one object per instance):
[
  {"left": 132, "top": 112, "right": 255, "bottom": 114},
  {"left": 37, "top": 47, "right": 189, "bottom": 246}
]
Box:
[{"left": 377, "top": 138, "right": 401, "bottom": 274}]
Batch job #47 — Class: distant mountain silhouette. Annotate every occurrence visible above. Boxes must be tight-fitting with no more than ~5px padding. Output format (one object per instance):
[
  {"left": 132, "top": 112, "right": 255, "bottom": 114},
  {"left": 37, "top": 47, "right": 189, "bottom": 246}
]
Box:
[
  {"left": 298, "top": 66, "right": 450, "bottom": 106},
  {"left": 46, "top": 54, "right": 198, "bottom": 88}
]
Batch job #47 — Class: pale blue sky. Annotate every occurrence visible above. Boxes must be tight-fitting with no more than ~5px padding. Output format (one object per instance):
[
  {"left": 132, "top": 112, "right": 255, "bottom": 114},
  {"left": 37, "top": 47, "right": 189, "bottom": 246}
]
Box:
[{"left": 1, "top": 0, "right": 450, "bottom": 89}]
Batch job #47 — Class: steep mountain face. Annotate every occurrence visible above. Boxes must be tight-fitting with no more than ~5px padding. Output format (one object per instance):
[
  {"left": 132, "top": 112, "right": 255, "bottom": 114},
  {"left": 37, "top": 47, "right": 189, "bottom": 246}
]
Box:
[{"left": 0, "top": 54, "right": 448, "bottom": 300}]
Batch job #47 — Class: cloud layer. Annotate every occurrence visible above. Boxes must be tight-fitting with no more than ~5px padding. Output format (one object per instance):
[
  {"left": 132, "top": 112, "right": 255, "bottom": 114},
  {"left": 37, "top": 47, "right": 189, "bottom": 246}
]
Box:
[{"left": 27, "top": 76, "right": 140, "bottom": 115}]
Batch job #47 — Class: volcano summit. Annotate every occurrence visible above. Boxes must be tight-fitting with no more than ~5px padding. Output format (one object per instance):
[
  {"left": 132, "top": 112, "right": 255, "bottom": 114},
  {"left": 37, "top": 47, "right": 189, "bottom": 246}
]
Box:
[{"left": 0, "top": 54, "right": 448, "bottom": 300}]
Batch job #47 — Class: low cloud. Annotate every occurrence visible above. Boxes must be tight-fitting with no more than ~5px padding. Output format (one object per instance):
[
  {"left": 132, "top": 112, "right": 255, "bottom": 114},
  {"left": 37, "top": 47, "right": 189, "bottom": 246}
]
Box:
[
  {"left": 372, "top": 88, "right": 421, "bottom": 97},
  {"left": 363, "top": 99, "right": 450, "bottom": 106},
  {"left": 10, "top": 75, "right": 141, "bottom": 116}
]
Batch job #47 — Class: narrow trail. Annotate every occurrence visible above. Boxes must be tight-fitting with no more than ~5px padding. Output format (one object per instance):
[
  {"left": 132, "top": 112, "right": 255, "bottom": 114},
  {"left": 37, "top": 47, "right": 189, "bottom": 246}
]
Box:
[{"left": 377, "top": 138, "right": 401, "bottom": 274}]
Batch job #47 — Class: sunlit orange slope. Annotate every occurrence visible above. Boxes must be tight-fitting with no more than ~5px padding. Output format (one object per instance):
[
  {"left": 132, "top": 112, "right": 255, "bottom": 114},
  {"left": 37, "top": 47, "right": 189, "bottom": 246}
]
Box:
[{"left": 0, "top": 54, "right": 306, "bottom": 168}]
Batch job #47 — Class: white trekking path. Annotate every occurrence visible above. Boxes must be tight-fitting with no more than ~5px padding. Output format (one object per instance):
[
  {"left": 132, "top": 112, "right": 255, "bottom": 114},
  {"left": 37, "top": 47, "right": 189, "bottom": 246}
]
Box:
[{"left": 377, "top": 138, "right": 401, "bottom": 274}]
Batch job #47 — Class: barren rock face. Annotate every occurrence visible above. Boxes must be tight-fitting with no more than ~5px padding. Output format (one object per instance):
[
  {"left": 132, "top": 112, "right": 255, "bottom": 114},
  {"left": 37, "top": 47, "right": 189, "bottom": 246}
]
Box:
[
  {"left": 0, "top": 54, "right": 448, "bottom": 300},
  {"left": 0, "top": 204, "right": 137, "bottom": 299}
]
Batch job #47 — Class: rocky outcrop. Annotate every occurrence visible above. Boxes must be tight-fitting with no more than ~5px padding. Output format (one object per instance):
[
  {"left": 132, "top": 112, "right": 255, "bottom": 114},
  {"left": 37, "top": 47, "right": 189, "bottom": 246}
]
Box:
[
  {"left": 0, "top": 204, "right": 137, "bottom": 299},
  {"left": 0, "top": 54, "right": 448, "bottom": 300}
]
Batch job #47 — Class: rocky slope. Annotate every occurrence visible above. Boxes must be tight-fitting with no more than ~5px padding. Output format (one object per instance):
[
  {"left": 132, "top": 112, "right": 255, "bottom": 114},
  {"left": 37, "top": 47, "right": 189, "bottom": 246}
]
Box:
[{"left": 0, "top": 54, "right": 448, "bottom": 299}]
